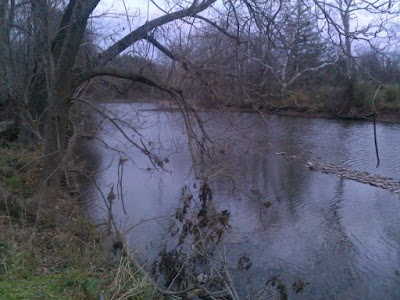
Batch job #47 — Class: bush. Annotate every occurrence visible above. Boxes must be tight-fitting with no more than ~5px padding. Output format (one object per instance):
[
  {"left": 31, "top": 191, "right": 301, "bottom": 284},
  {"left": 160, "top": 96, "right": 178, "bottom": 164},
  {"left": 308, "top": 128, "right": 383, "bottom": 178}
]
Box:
[
  {"left": 287, "top": 89, "right": 312, "bottom": 106},
  {"left": 354, "top": 81, "right": 377, "bottom": 110},
  {"left": 314, "top": 86, "right": 345, "bottom": 113},
  {"left": 383, "top": 84, "right": 400, "bottom": 103},
  {"left": 0, "top": 144, "right": 41, "bottom": 198}
]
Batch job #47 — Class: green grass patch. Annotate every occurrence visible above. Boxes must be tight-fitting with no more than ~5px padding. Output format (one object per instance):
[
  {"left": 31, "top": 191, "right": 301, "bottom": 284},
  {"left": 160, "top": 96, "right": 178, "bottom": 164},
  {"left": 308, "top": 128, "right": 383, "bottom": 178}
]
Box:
[
  {"left": 0, "top": 144, "right": 42, "bottom": 198},
  {"left": 0, "top": 270, "right": 101, "bottom": 300},
  {"left": 0, "top": 241, "right": 101, "bottom": 299}
]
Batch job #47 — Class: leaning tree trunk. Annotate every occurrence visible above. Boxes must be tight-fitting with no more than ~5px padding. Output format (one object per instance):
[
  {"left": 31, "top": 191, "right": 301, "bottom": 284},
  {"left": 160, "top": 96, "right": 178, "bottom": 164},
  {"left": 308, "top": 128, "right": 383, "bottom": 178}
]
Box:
[{"left": 41, "top": 0, "right": 216, "bottom": 187}]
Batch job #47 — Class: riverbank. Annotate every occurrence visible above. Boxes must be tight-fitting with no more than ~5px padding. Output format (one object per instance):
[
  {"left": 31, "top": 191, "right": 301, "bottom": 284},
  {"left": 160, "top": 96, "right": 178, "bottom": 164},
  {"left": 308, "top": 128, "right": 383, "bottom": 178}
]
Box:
[
  {"left": 209, "top": 101, "right": 400, "bottom": 123},
  {"left": 263, "top": 106, "right": 400, "bottom": 124},
  {"left": 107, "top": 97, "right": 400, "bottom": 124},
  {"left": 0, "top": 144, "right": 159, "bottom": 299}
]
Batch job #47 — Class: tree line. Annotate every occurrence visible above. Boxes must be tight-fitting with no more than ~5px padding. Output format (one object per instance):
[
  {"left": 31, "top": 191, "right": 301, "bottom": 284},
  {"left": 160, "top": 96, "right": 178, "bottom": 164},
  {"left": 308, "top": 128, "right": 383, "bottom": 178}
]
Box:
[{"left": 152, "top": 0, "right": 400, "bottom": 114}]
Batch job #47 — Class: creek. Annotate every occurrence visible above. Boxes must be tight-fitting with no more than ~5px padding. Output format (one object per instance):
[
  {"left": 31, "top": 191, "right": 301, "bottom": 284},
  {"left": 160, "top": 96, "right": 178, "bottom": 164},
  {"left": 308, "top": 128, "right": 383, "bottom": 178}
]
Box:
[{"left": 90, "top": 102, "right": 400, "bottom": 299}]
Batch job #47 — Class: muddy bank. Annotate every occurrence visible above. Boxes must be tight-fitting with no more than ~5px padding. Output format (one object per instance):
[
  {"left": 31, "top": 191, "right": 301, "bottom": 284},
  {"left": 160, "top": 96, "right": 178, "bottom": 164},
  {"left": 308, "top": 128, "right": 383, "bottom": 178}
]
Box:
[
  {"left": 277, "top": 152, "right": 400, "bottom": 195},
  {"left": 267, "top": 106, "right": 400, "bottom": 124}
]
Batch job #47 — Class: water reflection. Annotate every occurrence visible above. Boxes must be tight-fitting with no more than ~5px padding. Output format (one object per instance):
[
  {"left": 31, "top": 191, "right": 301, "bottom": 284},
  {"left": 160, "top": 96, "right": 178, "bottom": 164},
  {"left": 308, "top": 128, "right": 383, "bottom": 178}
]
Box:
[
  {"left": 92, "top": 103, "right": 400, "bottom": 299},
  {"left": 311, "top": 179, "right": 359, "bottom": 298}
]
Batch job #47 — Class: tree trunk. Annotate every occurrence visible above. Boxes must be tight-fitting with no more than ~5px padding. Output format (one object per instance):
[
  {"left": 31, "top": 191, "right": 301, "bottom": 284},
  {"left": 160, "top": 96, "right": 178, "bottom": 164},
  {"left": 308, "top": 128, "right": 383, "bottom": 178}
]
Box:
[
  {"left": 17, "top": 0, "right": 50, "bottom": 144},
  {"left": 0, "top": 1, "right": 6, "bottom": 101},
  {"left": 43, "top": 88, "right": 73, "bottom": 184},
  {"left": 42, "top": 0, "right": 216, "bottom": 186},
  {"left": 340, "top": 0, "right": 355, "bottom": 115},
  {"left": 42, "top": 0, "right": 94, "bottom": 184},
  {"left": 343, "top": 77, "right": 355, "bottom": 114},
  {"left": 0, "top": 0, "right": 10, "bottom": 109}
]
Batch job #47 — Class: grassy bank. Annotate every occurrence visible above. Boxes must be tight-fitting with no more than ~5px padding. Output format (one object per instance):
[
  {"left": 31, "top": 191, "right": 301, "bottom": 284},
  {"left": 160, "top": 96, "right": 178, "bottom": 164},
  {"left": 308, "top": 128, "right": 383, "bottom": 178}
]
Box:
[
  {"left": 262, "top": 104, "right": 400, "bottom": 123},
  {"left": 96, "top": 81, "right": 400, "bottom": 124},
  {"left": 0, "top": 144, "right": 159, "bottom": 299},
  {"left": 257, "top": 83, "right": 400, "bottom": 122},
  {"left": 209, "top": 86, "right": 400, "bottom": 123}
]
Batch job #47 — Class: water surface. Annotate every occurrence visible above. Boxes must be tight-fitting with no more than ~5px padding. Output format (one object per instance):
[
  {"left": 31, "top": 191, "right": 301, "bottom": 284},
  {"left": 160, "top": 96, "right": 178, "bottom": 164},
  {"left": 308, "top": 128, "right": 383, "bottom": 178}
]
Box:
[{"left": 92, "top": 102, "right": 400, "bottom": 299}]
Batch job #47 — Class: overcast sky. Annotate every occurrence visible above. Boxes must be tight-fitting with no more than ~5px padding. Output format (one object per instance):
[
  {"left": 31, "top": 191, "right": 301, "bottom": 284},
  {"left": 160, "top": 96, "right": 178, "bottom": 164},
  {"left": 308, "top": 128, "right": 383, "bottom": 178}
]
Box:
[
  {"left": 90, "top": 0, "right": 400, "bottom": 55},
  {"left": 95, "top": 0, "right": 166, "bottom": 24},
  {"left": 92, "top": 0, "right": 174, "bottom": 50}
]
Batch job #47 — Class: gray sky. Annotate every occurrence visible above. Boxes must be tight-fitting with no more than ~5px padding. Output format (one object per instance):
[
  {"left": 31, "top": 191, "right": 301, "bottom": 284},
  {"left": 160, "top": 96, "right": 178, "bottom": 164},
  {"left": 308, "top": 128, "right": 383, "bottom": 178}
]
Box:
[{"left": 92, "top": 0, "right": 177, "bottom": 50}]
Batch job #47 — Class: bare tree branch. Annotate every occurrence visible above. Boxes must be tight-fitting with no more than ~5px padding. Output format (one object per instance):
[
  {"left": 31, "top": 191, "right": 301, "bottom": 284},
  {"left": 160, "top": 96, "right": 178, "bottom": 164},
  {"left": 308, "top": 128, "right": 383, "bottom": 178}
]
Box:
[{"left": 88, "top": 0, "right": 217, "bottom": 70}]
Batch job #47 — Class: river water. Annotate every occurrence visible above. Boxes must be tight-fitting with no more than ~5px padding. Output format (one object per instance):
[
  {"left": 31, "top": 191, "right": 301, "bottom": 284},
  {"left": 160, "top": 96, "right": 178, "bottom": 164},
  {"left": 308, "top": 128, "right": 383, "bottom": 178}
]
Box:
[{"left": 91, "top": 102, "right": 400, "bottom": 299}]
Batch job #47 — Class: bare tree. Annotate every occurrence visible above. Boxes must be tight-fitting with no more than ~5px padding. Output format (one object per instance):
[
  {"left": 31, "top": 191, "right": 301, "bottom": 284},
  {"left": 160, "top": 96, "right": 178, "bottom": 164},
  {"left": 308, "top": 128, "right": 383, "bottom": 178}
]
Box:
[
  {"left": 34, "top": 0, "right": 217, "bottom": 186},
  {"left": 311, "top": 0, "right": 399, "bottom": 113}
]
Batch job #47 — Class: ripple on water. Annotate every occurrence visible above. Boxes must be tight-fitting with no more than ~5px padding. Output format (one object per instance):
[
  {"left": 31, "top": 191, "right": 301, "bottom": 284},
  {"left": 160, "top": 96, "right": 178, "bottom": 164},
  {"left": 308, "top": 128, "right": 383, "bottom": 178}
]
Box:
[{"left": 93, "top": 104, "right": 400, "bottom": 299}]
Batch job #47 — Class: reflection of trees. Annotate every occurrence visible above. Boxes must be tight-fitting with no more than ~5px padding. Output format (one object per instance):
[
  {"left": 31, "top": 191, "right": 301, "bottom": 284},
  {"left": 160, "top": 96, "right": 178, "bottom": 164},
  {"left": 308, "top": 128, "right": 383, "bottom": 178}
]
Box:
[
  {"left": 312, "top": 178, "right": 358, "bottom": 297},
  {"left": 277, "top": 118, "right": 308, "bottom": 155},
  {"left": 271, "top": 117, "right": 358, "bottom": 166},
  {"left": 209, "top": 145, "right": 312, "bottom": 234},
  {"left": 382, "top": 223, "right": 400, "bottom": 295},
  {"left": 94, "top": 105, "right": 400, "bottom": 298}
]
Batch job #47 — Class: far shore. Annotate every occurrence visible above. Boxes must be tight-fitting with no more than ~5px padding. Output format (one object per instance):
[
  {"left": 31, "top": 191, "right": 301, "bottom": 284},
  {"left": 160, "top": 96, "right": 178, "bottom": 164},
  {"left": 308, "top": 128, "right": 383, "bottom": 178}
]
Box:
[{"left": 97, "top": 97, "right": 400, "bottom": 124}]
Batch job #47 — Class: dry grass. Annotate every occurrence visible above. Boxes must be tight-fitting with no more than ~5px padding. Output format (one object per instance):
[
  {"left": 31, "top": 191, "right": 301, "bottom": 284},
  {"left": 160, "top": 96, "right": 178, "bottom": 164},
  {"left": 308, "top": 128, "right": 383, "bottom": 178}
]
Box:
[
  {"left": 0, "top": 143, "right": 159, "bottom": 299},
  {"left": 0, "top": 144, "right": 42, "bottom": 198},
  {"left": 110, "top": 254, "right": 158, "bottom": 300}
]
